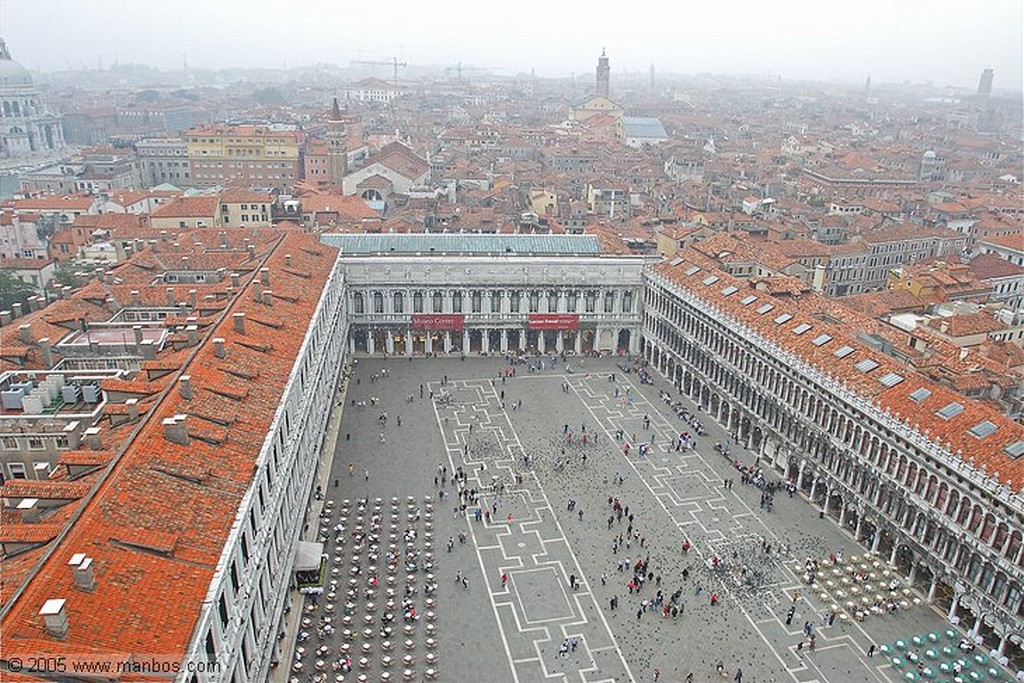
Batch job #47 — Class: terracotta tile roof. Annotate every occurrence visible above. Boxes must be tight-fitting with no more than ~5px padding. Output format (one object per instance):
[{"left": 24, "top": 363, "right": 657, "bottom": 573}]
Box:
[
  {"left": 1, "top": 232, "right": 338, "bottom": 662},
  {"left": 652, "top": 251, "right": 1024, "bottom": 488},
  {"left": 150, "top": 196, "right": 219, "bottom": 219},
  {"left": 57, "top": 450, "right": 116, "bottom": 467},
  {"left": 0, "top": 481, "right": 92, "bottom": 500},
  {"left": 0, "top": 524, "right": 63, "bottom": 544}
]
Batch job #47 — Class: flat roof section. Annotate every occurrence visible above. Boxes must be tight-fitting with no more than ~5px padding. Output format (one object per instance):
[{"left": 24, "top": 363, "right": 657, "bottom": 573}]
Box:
[{"left": 322, "top": 233, "right": 603, "bottom": 256}]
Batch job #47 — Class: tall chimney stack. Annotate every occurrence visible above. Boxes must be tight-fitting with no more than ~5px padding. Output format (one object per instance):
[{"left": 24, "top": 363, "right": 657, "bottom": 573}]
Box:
[
  {"left": 163, "top": 415, "right": 190, "bottom": 446},
  {"left": 178, "top": 375, "right": 193, "bottom": 400},
  {"left": 68, "top": 555, "right": 96, "bottom": 592},
  {"left": 233, "top": 313, "right": 246, "bottom": 334},
  {"left": 39, "top": 599, "right": 69, "bottom": 639},
  {"left": 213, "top": 337, "right": 226, "bottom": 359}
]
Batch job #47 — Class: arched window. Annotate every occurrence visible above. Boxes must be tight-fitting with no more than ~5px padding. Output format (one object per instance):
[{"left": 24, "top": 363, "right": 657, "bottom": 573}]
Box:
[
  {"left": 373, "top": 292, "right": 384, "bottom": 314},
  {"left": 432, "top": 291, "right": 443, "bottom": 313},
  {"left": 353, "top": 291, "right": 364, "bottom": 314},
  {"left": 413, "top": 291, "right": 423, "bottom": 313},
  {"left": 452, "top": 291, "right": 462, "bottom": 313},
  {"left": 393, "top": 292, "right": 404, "bottom": 314}
]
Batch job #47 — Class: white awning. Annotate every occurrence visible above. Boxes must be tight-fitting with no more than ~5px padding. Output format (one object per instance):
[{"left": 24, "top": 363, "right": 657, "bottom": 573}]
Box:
[{"left": 294, "top": 541, "right": 324, "bottom": 572}]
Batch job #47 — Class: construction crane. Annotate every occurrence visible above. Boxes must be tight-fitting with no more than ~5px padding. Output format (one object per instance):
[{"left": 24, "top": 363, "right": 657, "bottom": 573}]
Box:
[
  {"left": 445, "top": 62, "right": 488, "bottom": 81},
  {"left": 352, "top": 57, "right": 407, "bottom": 83}
]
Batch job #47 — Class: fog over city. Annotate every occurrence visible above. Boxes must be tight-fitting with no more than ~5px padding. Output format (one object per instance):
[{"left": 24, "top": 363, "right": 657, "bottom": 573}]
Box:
[{"left": 3, "top": 0, "right": 1021, "bottom": 89}]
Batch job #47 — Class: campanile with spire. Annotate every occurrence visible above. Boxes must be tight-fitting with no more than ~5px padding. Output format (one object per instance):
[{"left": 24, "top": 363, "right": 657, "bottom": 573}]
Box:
[
  {"left": 596, "top": 48, "right": 610, "bottom": 98},
  {"left": 326, "top": 97, "right": 348, "bottom": 186}
]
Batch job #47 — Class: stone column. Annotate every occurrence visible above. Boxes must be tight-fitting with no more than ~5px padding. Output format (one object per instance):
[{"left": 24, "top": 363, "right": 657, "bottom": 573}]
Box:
[
  {"left": 838, "top": 502, "right": 847, "bottom": 528},
  {"left": 462, "top": 329, "right": 470, "bottom": 353},
  {"left": 444, "top": 332, "right": 452, "bottom": 354},
  {"left": 927, "top": 578, "right": 938, "bottom": 603},
  {"left": 538, "top": 330, "right": 546, "bottom": 353},
  {"left": 947, "top": 597, "right": 959, "bottom": 622},
  {"left": 349, "top": 336, "right": 356, "bottom": 355},
  {"left": 385, "top": 330, "right": 394, "bottom": 355},
  {"left": 810, "top": 476, "right": 819, "bottom": 500},
  {"left": 405, "top": 330, "right": 413, "bottom": 356},
  {"left": 425, "top": 334, "right": 433, "bottom": 355},
  {"left": 629, "top": 329, "right": 639, "bottom": 354},
  {"left": 796, "top": 463, "right": 806, "bottom": 490},
  {"left": 482, "top": 330, "right": 490, "bottom": 354},
  {"left": 908, "top": 562, "right": 918, "bottom": 585},
  {"left": 556, "top": 330, "right": 564, "bottom": 353},
  {"left": 518, "top": 329, "right": 526, "bottom": 352},
  {"left": 367, "top": 332, "right": 376, "bottom": 355},
  {"left": 575, "top": 331, "right": 583, "bottom": 354},
  {"left": 889, "top": 542, "right": 899, "bottom": 567},
  {"left": 855, "top": 516, "right": 865, "bottom": 542},
  {"left": 871, "top": 528, "right": 882, "bottom": 553}
]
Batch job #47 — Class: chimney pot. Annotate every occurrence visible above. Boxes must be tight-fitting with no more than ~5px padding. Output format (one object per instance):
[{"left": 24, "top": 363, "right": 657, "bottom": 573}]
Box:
[
  {"left": 284, "top": 253, "right": 292, "bottom": 267},
  {"left": 0, "top": 310, "right": 11, "bottom": 326},
  {"left": 230, "top": 273, "right": 240, "bottom": 287},
  {"left": 17, "top": 498, "right": 41, "bottom": 523},
  {"left": 61, "top": 286, "right": 72, "bottom": 299},
  {"left": 39, "top": 599, "right": 69, "bottom": 639},
  {"left": 163, "top": 415, "right": 190, "bottom": 445},
  {"left": 139, "top": 339, "right": 156, "bottom": 360},
  {"left": 189, "top": 289, "right": 198, "bottom": 308},
  {"left": 185, "top": 325, "right": 199, "bottom": 346},
  {"left": 213, "top": 337, "right": 226, "bottom": 358},
  {"left": 247, "top": 244, "right": 256, "bottom": 259},
  {"left": 72, "top": 557, "right": 96, "bottom": 592},
  {"left": 133, "top": 325, "right": 143, "bottom": 344},
  {"left": 233, "top": 312, "right": 246, "bottom": 334},
  {"left": 178, "top": 375, "right": 193, "bottom": 400},
  {"left": 130, "top": 290, "right": 140, "bottom": 306},
  {"left": 260, "top": 267, "right": 270, "bottom": 285},
  {"left": 18, "top": 324, "right": 32, "bottom": 344},
  {"left": 38, "top": 337, "right": 53, "bottom": 368},
  {"left": 126, "top": 397, "right": 139, "bottom": 421},
  {"left": 264, "top": 290, "right": 274, "bottom": 306},
  {"left": 84, "top": 427, "right": 102, "bottom": 450},
  {"left": 166, "top": 287, "right": 175, "bottom": 306},
  {"left": 11, "top": 302, "right": 23, "bottom": 318}
]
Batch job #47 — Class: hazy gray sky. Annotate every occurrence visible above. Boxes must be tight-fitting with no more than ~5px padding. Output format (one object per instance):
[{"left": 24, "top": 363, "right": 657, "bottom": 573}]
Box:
[{"left": 1, "top": 0, "right": 1020, "bottom": 89}]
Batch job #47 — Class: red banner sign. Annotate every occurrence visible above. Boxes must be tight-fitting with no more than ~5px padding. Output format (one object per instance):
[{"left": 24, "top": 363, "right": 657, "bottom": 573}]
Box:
[
  {"left": 528, "top": 314, "right": 580, "bottom": 330},
  {"left": 412, "top": 314, "right": 464, "bottom": 332}
]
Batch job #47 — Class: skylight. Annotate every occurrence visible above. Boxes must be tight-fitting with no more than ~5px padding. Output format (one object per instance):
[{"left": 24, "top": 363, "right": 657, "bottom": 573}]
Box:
[
  {"left": 702, "top": 275, "right": 720, "bottom": 286},
  {"left": 855, "top": 359, "right": 880, "bottom": 373},
  {"left": 878, "top": 372, "right": 904, "bottom": 388},
  {"left": 756, "top": 303, "right": 775, "bottom": 315},
  {"left": 833, "top": 345, "right": 854, "bottom": 358},
  {"left": 793, "top": 323, "right": 812, "bottom": 335},
  {"left": 1005, "top": 441, "right": 1024, "bottom": 459},
  {"left": 908, "top": 388, "right": 932, "bottom": 403},
  {"left": 936, "top": 402, "right": 965, "bottom": 420},
  {"left": 684, "top": 266, "right": 701, "bottom": 276},
  {"left": 774, "top": 313, "right": 793, "bottom": 325},
  {"left": 740, "top": 295, "right": 758, "bottom": 306},
  {"left": 721, "top": 285, "right": 739, "bottom": 296},
  {"left": 811, "top": 333, "right": 832, "bottom": 346},
  {"left": 968, "top": 420, "right": 998, "bottom": 439},
  {"left": 670, "top": 256, "right": 684, "bottom": 266}
]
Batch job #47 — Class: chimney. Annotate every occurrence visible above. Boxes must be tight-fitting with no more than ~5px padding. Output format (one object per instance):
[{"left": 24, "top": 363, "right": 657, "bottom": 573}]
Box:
[
  {"left": 253, "top": 286, "right": 263, "bottom": 303},
  {"left": 132, "top": 325, "right": 143, "bottom": 344},
  {"left": 27, "top": 295, "right": 40, "bottom": 311},
  {"left": 126, "top": 397, "right": 139, "bottom": 421},
  {"left": 83, "top": 427, "right": 102, "bottom": 450},
  {"left": 130, "top": 290, "right": 140, "bottom": 306},
  {"left": 17, "top": 498, "right": 41, "bottom": 523},
  {"left": 11, "top": 302, "right": 23, "bottom": 318},
  {"left": 69, "top": 555, "right": 96, "bottom": 592},
  {"left": 106, "top": 296, "right": 118, "bottom": 314},
  {"left": 163, "top": 414, "right": 190, "bottom": 445},
  {"left": 178, "top": 375, "right": 193, "bottom": 400},
  {"left": 216, "top": 267, "right": 226, "bottom": 282},
  {"left": 150, "top": 239, "right": 159, "bottom": 253},
  {"left": 139, "top": 339, "right": 156, "bottom": 360},
  {"left": 64, "top": 422, "right": 81, "bottom": 449},
  {"left": 185, "top": 325, "right": 199, "bottom": 346},
  {"left": 18, "top": 324, "right": 32, "bottom": 344},
  {"left": 247, "top": 243, "right": 256, "bottom": 259},
  {"left": 260, "top": 267, "right": 270, "bottom": 285},
  {"left": 38, "top": 337, "right": 53, "bottom": 368},
  {"left": 0, "top": 310, "right": 11, "bottom": 326},
  {"left": 284, "top": 253, "right": 292, "bottom": 267},
  {"left": 39, "top": 599, "right": 69, "bottom": 639},
  {"left": 160, "top": 230, "right": 169, "bottom": 242},
  {"left": 218, "top": 231, "right": 228, "bottom": 248},
  {"left": 61, "top": 286, "right": 72, "bottom": 300},
  {"left": 213, "top": 337, "right": 226, "bottom": 359},
  {"left": 166, "top": 287, "right": 175, "bottom": 306},
  {"left": 88, "top": 339, "right": 100, "bottom": 356},
  {"left": 263, "top": 290, "right": 274, "bottom": 306},
  {"left": 231, "top": 273, "right": 240, "bottom": 288},
  {"left": 233, "top": 312, "right": 246, "bottom": 334},
  {"left": 189, "top": 289, "right": 198, "bottom": 308}
]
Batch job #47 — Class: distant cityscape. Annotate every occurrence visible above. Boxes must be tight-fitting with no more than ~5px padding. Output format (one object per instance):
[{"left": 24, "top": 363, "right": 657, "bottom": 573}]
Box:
[{"left": 0, "top": 32, "right": 1023, "bottom": 683}]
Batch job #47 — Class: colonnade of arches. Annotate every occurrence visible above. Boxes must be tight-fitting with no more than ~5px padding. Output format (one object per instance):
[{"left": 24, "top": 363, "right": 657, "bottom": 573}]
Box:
[{"left": 639, "top": 275, "right": 1024, "bottom": 668}]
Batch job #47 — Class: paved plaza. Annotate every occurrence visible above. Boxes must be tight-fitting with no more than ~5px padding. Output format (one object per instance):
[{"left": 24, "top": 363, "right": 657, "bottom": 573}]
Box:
[{"left": 300, "top": 356, "right": 954, "bottom": 683}]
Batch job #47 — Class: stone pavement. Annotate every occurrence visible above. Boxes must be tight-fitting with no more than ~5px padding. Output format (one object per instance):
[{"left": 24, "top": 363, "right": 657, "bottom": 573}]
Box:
[{"left": 302, "top": 357, "right": 950, "bottom": 683}]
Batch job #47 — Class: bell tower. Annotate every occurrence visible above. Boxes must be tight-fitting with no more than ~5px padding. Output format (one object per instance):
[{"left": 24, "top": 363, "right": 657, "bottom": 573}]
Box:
[
  {"left": 327, "top": 97, "right": 348, "bottom": 186},
  {"left": 596, "top": 48, "right": 610, "bottom": 98}
]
